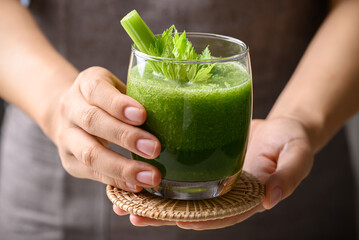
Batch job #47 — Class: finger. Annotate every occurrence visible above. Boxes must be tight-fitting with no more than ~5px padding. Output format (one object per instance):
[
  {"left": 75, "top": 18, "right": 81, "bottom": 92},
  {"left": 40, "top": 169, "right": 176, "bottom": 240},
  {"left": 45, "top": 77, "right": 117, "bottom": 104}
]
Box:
[
  {"left": 68, "top": 96, "right": 161, "bottom": 159},
  {"left": 78, "top": 66, "right": 126, "bottom": 93},
  {"left": 60, "top": 148, "right": 143, "bottom": 192},
  {"left": 129, "top": 215, "right": 177, "bottom": 227},
  {"left": 60, "top": 127, "right": 161, "bottom": 188},
  {"left": 128, "top": 204, "right": 265, "bottom": 229},
  {"left": 243, "top": 141, "right": 277, "bottom": 184},
  {"left": 263, "top": 137, "right": 313, "bottom": 209},
  {"left": 78, "top": 68, "right": 146, "bottom": 126},
  {"left": 243, "top": 119, "right": 283, "bottom": 184},
  {"left": 60, "top": 152, "right": 143, "bottom": 192},
  {"left": 176, "top": 205, "right": 265, "bottom": 230},
  {"left": 113, "top": 205, "right": 129, "bottom": 216}
]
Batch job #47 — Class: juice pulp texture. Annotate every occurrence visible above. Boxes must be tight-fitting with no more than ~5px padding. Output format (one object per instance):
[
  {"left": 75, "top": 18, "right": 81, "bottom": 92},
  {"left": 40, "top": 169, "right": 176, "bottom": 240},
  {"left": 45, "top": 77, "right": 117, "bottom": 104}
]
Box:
[{"left": 127, "top": 62, "right": 252, "bottom": 182}]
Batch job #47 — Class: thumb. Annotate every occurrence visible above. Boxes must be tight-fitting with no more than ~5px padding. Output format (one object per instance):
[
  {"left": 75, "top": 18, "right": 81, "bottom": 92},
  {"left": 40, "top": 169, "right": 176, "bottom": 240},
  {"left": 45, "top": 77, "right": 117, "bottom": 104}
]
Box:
[{"left": 262, "top": 137, "right": 313, "bottom": 209}]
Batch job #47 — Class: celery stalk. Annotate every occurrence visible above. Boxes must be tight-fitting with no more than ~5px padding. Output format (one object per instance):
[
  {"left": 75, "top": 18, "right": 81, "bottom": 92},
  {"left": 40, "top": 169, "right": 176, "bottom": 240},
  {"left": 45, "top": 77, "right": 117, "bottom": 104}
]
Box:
[
  {"left": 120, "top": 10, "right": 155, "bottom": 54},
  {"left": 121, "top": 10, "right": 214, "bottom": 82},
  {"left": 121, "top": 10, "right": 162, "bottom": 73}
]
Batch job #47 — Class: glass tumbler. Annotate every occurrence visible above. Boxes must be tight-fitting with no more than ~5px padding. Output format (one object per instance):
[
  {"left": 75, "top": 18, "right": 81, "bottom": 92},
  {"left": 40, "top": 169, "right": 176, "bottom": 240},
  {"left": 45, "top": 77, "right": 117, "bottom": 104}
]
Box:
[{"left": 126, "top": 33, "right": 252, "bottom": 200}]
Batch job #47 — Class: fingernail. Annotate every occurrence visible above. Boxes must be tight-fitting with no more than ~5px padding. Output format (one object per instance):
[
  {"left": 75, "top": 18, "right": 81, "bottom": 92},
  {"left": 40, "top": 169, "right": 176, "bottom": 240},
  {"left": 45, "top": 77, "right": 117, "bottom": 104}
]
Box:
[
  {"left": 136, "top": 139, "right": 157, "bottom": 157},
  {"left": 125, "top": 182, "right": 137, "bottom": 191},
  {"left": 136, "top": 171, "right": 153, "bottom": 186},
  {"left": 270, "top": 187, "right": 282, "bottom": 208},
  {"left": 124, "top": 107, "right": 144, "bottom": 123}
]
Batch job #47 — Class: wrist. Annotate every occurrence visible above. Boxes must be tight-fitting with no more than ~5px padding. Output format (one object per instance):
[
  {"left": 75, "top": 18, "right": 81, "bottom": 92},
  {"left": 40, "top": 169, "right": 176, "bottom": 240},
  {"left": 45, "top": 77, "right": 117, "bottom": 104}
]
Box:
[
  {"left": 37, "top": 68, "right": 79, "bottom": 144},
  {"left": 267, "top": 107, "right": 326, "bottom": 153}
]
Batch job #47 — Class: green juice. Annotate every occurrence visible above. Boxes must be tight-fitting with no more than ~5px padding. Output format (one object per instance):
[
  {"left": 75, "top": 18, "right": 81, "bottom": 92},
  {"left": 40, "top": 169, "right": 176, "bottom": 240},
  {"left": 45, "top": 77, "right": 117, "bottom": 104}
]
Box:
[{"left": 127, "top": 62, "right": 252, "bottom": 182}]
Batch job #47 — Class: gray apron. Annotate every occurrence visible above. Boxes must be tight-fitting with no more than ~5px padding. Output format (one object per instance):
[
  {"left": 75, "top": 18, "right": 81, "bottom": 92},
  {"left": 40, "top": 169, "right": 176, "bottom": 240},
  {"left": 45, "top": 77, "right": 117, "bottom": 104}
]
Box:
[{"left": 0, "top": 0, "right": 356, "bottom": 239}]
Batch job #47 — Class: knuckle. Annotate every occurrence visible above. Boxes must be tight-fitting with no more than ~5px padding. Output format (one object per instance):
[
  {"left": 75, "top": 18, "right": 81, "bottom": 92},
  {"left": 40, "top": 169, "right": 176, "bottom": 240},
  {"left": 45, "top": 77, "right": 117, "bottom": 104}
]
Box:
[
  {"left": 78, "top": 66, "right": 111, "bottom": 102},
  {"left": 116, "top": 127, "right": 132, "bottom": 148},
  {"left": 92, "top": 169, "right": 104, "bottom": 182},
  {"left": 81, "top": 77, "right": 101, "bottom": 103},
  {"left": 79, "top": 66, "right": 107, "bottom": 80},
  {"left": 113, "top": 162, "right": 127, "bottom": 181},
  {"left": 81, "top": 106, "right": 99, "bottom": 130},
  {"left": 81, "top": 144, "right": 98, "bottom": 168},
  {"left": 113, "top": 178, "right": 126, "bottom": 189},
  {"left": 86, "top": 66, "right": 109, "bottom": 75},
  {"left": 109, "top": 94, "right": 124, "bottom": 113},
  {"left": 121, "top": 162, "right": 136, "bottom": 182}
]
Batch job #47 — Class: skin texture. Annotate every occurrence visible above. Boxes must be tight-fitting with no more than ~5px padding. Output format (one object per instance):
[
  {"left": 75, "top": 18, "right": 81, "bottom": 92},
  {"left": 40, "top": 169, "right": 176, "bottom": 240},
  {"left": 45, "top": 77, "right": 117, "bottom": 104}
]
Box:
[{"left": 0, "top": 0, "right": 358, "bottom": 231}]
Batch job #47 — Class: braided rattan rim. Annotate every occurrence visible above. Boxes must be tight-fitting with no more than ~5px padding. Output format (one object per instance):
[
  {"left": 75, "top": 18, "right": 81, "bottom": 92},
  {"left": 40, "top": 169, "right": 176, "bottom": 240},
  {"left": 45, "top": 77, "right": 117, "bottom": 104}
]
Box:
[{"left": 106, "top": 171, "right": 264, "bottom": 222}]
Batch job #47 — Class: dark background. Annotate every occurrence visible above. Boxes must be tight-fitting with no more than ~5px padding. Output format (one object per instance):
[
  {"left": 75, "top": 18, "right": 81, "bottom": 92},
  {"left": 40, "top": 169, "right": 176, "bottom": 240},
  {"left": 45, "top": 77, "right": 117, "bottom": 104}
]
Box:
[{"left": 0, "top": 0, "right": 357, "bottom": 239}]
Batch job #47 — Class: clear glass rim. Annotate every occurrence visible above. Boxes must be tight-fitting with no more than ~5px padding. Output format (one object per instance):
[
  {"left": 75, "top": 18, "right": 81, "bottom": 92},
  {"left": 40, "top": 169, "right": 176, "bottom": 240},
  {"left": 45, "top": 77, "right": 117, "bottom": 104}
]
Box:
[{"left": 131, "top": 32, "right": 249, "bottom": 64}]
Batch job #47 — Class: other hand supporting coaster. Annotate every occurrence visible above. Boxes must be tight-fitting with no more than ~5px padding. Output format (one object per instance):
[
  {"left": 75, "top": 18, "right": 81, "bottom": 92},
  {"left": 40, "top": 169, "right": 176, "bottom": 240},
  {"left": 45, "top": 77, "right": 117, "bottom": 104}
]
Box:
[{"left": 106, "top": 171, "right": 264, "bottom": 222}]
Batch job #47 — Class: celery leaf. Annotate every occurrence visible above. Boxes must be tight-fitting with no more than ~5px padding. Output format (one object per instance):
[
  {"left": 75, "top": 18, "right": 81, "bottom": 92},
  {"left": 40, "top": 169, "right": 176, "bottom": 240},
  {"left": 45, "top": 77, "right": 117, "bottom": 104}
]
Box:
[{"left": 148, "top": 26, "right": 214, "bottom": 83}]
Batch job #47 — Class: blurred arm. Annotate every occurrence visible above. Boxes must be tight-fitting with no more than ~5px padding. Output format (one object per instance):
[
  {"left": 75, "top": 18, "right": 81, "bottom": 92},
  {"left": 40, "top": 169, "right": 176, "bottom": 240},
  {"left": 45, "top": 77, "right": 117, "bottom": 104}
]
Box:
[
  {"left": 268, "top": 0, "right": 359, "bottom": 152},
  {"left": 0, "top": 0, "right": 78, "bottom": 137}
]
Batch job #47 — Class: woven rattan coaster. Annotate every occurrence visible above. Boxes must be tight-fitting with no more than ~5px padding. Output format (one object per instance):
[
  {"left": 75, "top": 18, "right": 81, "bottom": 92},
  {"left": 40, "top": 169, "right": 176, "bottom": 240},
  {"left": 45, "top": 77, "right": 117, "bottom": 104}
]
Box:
[{"left": 106, "top": 171, "right": 264, "bottom": 222}]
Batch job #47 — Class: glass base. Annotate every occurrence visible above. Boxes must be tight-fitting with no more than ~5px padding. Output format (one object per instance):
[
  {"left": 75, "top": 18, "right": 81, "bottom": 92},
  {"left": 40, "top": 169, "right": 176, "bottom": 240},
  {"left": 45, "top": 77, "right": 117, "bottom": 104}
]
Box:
[{"left": 145, "top": 172, "right": 240, "bottom": 200}]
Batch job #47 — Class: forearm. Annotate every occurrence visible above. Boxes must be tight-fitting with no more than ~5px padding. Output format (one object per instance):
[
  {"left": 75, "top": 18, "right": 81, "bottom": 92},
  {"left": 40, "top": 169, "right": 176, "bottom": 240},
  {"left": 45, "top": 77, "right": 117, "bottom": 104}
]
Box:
[
  {"left": 0, "top": 0, "right": 78, "bottom": 137},
  {"left": 268, "top": 0, "right": 359, "bottom": 152}
]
